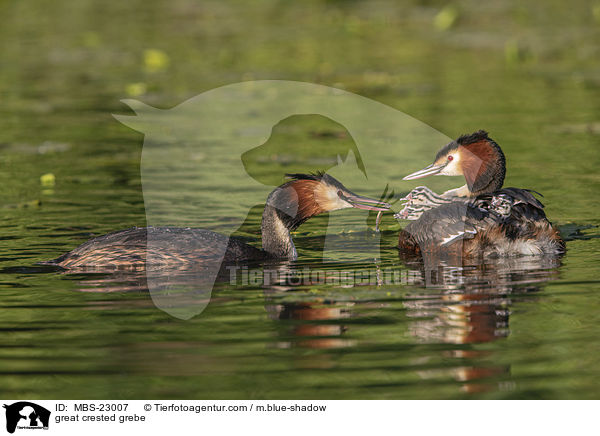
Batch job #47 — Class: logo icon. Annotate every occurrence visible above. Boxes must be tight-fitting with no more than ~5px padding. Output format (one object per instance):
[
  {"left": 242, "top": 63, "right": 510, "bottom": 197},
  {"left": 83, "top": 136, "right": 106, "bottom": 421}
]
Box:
[
  {"left": 115, "top": 80, "right": 450, "bottom": 320},
  {"left": 3, "top": 402, "right": 50, "bottom": 434}
]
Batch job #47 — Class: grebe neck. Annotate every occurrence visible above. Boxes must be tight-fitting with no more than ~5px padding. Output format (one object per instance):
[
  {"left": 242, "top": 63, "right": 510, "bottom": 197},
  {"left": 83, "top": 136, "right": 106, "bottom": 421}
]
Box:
[
  {"left": 261, "top": 204, "right": 298, "bottom": 259},
  {"left": 461, "top": 138, "right": 506, "bottom": 196},
  {"left": 260, "top": 180, "right": 320, "bottom": 259}
]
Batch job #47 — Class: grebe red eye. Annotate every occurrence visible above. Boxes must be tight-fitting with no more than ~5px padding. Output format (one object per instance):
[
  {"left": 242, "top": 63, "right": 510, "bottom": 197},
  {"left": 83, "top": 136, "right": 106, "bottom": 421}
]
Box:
[
  {"left": 447, "top": 155, "right": 453, "bottom": 161},
  {"left": 337, "top": 190, "right": 344, "bottom": 198}
]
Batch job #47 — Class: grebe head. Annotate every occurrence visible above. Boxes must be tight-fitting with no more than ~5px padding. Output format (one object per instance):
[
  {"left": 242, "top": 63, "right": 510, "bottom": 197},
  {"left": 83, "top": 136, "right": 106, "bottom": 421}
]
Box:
[
  {"left": 269, "top": 172, "right": 391, "bottom": 230},
  {"left": 402, "top": 130, "right": 506, "bottom": 196},
  {"left": 261, "top": 172, "right": 391, "bottom": 259}
]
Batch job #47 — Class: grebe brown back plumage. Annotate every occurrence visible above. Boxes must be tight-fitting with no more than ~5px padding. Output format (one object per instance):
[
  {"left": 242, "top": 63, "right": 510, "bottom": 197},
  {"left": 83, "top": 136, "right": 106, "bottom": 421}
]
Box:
[
  {"left": 42, "top": 173, "right": 390, "bottom": 269},
  {"left": 396, "top": 130, "right": 565, "bottom": 258}
]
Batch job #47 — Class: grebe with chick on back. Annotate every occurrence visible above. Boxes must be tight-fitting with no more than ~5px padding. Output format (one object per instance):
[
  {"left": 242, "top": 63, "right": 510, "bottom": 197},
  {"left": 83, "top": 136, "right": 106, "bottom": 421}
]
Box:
[
  {"left": 396, "top": 130, "right": 565, "bottom": 258},
  {"left": 42, "top": 172, "right": 391, "bottom": 269}
]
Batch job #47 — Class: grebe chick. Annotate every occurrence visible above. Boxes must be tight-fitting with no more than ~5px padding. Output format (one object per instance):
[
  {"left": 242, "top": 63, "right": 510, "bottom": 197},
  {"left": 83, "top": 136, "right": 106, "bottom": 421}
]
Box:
[
  {"left": 43, "top": 173, "right": 390, "bottom": 269},
  {"left": 397, "top": 130, "right": 565, "bottom": 257}
]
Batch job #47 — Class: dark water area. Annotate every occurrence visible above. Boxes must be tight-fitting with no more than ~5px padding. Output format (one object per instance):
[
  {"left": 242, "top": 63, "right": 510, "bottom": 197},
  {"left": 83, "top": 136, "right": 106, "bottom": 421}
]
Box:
[{"left": 1, "top": 0, "right": 599, "bottom": 399}]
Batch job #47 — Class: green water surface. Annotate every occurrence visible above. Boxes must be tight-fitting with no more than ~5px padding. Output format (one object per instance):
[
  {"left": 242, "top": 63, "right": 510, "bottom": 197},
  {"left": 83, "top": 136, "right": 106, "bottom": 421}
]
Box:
[{"left": 0, "top": 0, "right": 599, "bottom": 399}]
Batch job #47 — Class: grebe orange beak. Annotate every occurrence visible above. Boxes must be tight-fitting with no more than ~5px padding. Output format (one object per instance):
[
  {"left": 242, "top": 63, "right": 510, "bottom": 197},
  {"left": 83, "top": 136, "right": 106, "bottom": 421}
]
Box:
[
  {"left": 340, "top": 192, "right": 391, "bottom": 211},
  {"left": 402, "top": 162, "right": 448, "bottom": 180}
]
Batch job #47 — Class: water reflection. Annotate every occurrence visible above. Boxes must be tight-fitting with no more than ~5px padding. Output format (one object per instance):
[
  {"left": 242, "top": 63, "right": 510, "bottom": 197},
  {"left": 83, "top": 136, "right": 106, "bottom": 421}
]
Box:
[
  {"left": 267, "top": 302, "right": 354, "bottom": 350},
  {"left": 258, "top": 254, "right": 561, "bottom": 393},
  {"left": 53, "top": 251, "right": 561, "bottom": 394},
  {"left": 402, "top": 255, "right": 560, "bottom": 393},
  {"left": 404, "top": 256, "right": 561, "bottom": 344}
]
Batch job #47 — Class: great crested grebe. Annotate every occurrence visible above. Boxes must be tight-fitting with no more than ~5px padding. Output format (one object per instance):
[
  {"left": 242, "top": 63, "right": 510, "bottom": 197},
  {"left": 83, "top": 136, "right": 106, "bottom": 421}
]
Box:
[
  {"left": 396, "top": 130, "right": 565, "bottom": 257},
  {"left": 42, "top": 172, "right": 390, "bottom": 269}
]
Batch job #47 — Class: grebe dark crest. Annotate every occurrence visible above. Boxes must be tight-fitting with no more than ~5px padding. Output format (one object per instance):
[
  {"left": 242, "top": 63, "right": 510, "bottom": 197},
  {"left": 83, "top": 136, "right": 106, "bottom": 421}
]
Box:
[
  {"left": 43, "top": 172, "right": 390, "bottom": 269},
  {"left": 396, "top": 130, "right": 565, "bottom": 257}
]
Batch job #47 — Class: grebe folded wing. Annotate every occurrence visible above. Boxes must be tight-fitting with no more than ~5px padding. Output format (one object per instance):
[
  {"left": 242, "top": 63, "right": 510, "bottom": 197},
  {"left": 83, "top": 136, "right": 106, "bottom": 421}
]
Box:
[
  {"left": 41, "top": 227, "right": 270, "bottom": 269},
  {"left": 398, "top": 189, "right": 564, "bottom": 257},
  {"left": 399, "top": 201, "right": 491, "bottom": 245}
]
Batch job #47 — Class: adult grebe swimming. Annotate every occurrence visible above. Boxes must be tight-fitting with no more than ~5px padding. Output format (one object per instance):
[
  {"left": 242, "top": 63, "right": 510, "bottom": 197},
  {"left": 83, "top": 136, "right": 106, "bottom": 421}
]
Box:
[
  {"left": 42, "top": 172, "right": 390, "bottom": 269},
  {"left": 396, "top": 130, "right": 565, "bottom": 257}
]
